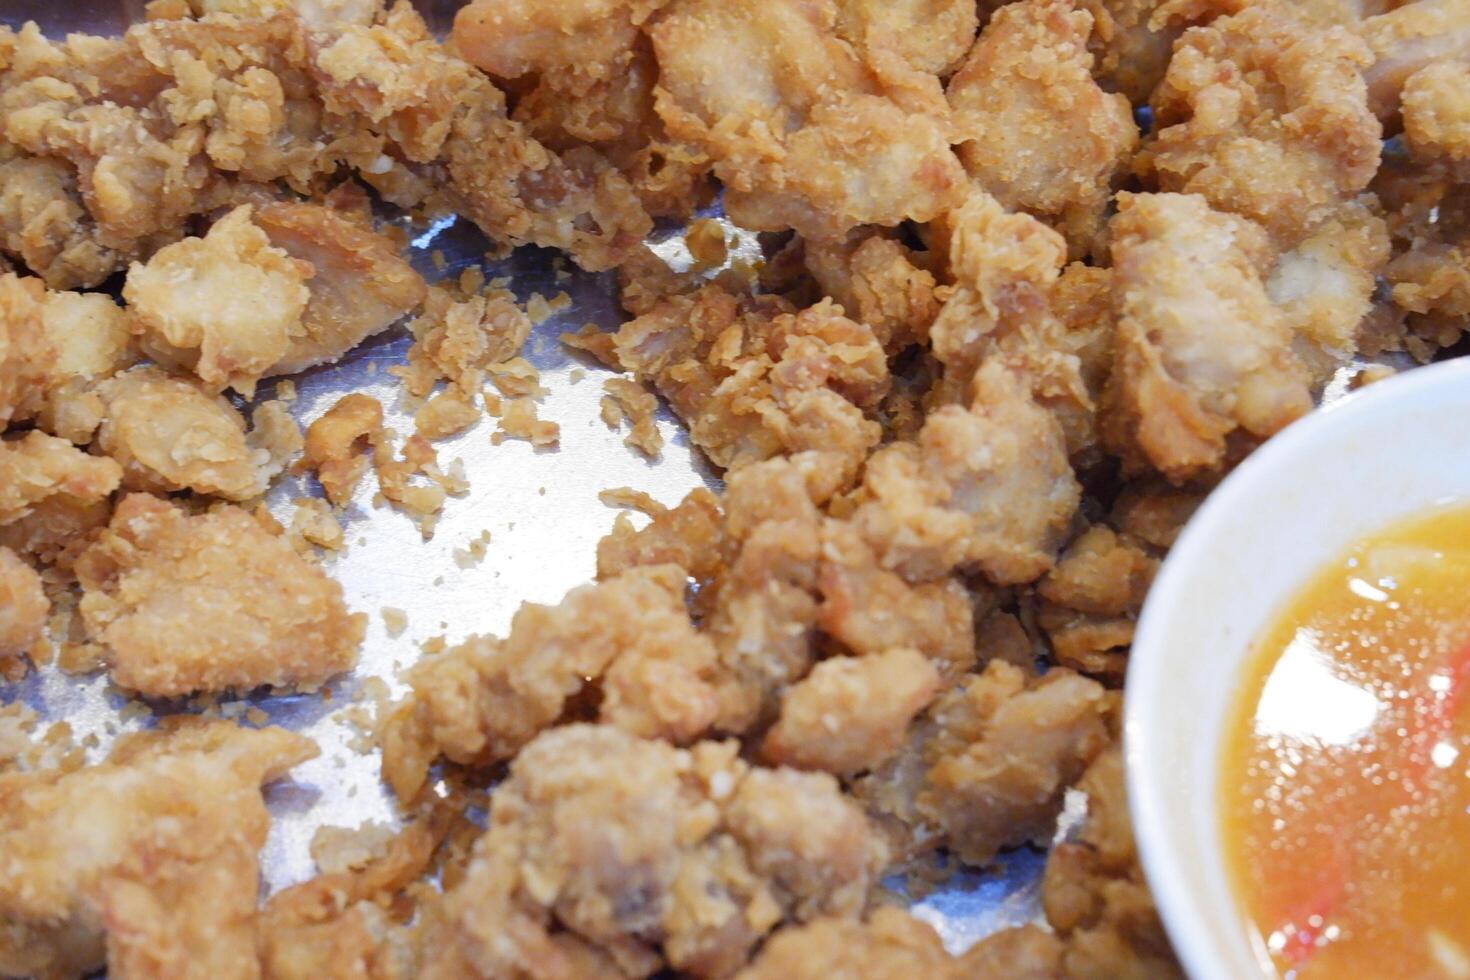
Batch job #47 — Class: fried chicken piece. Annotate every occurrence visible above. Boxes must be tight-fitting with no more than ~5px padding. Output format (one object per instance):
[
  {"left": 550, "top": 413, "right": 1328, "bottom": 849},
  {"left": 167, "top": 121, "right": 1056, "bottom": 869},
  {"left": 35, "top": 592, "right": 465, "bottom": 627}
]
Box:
[
  {"left": 947, "top": 0, "right": 1138, "bottom": 258},
  {"left": 1360, "top": 0, "right": 1470, "bottom": 123},
  {"left": 1101, "top": 193, "right": 1312, "bottom": 481},
  {"left": 957, "top": 924, "right": 1065, "bottom": 977},
  {"left": 95, "top": 368, "right": 289, "bottom": 501},
  {"left": 0, "top": 430, "right": 121, "bottom": 528},
  {"left": 611, "top": 283, "right": 886, "bottom": 473},
  {"left": 381, "top": 565, "right": 717, "bottom": 800},
  {"left": 452, "top": 0, "right": 713, "bottom": 220},
  {"left": 0, "top": 154, "right": 118, "bottom": 291},
  {"left": 854, "top": 660, "right": 1110, "bottom": 863},
  {"left": 1142, "top": 5, "right": 1382, "bottom": 248},
  {"left": 1401, "top": 60, "right": 1470, "bottom": 170},
  {"left": 737, "top": 908, "right": 954, "bottom": 980},
  {"left": 123, "top": 205, "right": 312, "bottom": 396},
  {"left": 834, "top": 0, "right": 978, "bottom": 78},
  {"left": 1078, "top": 0, "right": 1250, "bottom": 105},
  {"left": 33, "top": 287, "right": 139, "bottom": 443},
  {"left": 816, "top": 518, "right": 977, "bottom": 680},
  {"left": 0, "top": 273, "right": 57, "bottom": 429},
  {"left": 853, "top": 358, "right": 1080, "bottom": 586},
  {"left": 596, "top": 486, "right": 729, "bottom": 590},
  {"left": 1037, "top": 525, "right": 1158, "bottom": 678},
  {"left": 1265, "top": 197, "right": 1391, "bottom": 384},
  {"left": 74, "top": 493, "right": 363, "bottom": 696},
  {"left": 419, "top": 725, "right": 886, "bottom": 979},
  {"left": 258, "top": 816, "right": 443, "bottom": 980},
  {"left": 0, "top": 720, "right": 316, "bottom": 980},
  {"left": 761, "top": 648, "right": 941, "bottom": 776},
  {"left": 254, "top": 201, "right": 427, "bottom": 375},
  {"left": 0, "top": 547, "right": 47, "bottom": 660},
  {"left": 649, "top": 0, "right": 966, "bottom": 239},
  {"left": 1041, "top": 749, "right": 1184, "bottom": 978},
  {"left": 1049, "top": 262, "right": 1117, "bottom": 465},
  {"left": 802, "top": 229, "right": 941, "bottom": 353}
]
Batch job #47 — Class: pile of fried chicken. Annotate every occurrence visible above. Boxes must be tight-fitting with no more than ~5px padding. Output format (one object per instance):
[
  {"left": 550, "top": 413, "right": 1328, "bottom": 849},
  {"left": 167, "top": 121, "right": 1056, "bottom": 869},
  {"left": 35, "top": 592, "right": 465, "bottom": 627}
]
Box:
[{"left": 0, "top": 0, "right": 1465, "bottom": 976}]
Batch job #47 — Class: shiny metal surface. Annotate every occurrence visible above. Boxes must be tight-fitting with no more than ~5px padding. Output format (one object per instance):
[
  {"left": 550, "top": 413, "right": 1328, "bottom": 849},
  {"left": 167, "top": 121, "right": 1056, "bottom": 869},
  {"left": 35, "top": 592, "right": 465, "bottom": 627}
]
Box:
[{"left": 2, "top": 0, "right": 1054, "bottom": 953}]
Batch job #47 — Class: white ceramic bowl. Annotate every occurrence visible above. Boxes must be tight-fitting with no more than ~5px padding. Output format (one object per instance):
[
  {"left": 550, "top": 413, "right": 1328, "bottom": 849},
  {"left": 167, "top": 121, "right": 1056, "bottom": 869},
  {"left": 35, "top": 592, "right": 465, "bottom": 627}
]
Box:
[{"left": 1126, "top": 358, "right": 1470, "bottom": 979}]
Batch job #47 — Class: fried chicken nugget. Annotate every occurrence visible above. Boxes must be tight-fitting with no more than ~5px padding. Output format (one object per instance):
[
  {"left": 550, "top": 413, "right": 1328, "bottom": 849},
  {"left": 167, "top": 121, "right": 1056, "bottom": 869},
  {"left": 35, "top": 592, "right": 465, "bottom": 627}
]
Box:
[
  {"left": 95, "top": 368, "right": 291, "bottom": 502},
  {"left": 1101, "top": 192, "right": 1311, "bottom": 482},
  {"left": 381, "top": 564, "right": 718, "bottom": 800},
  {"left": 1143, "top": 5, "right": 1382, "bottom": 248},
  {"left": 0, "top": 720, "right": 316, "bottom": 980},
  {"left": 123, "top": 205, "right": 313, "bottom": 396},
  {"left": 0, "top": 546, "right": 47, "bottom": 660},
  {"left": 734, "top": 907, "right": 955, "bottom": 980},
  {"left": 853, "top": 358, "right": 1080, "bottom": 586},
  {"left": 1078, "top": 0, "right": 1250, "bottom": 105},
  {"left": 1360, "top": 0, "right": 1470, "bottom": 123},
  {"left": 75, "top": 493, "right": 363, "bottom": 697},
  {"left": 418, "top": 724, "right": 886, "bottom": 979},
  {"left": 1401, "top": 59, "right": 1470, "bottom": 170},
  {"left": 254, "top": 202, "right": 427, "bottom": 375},
  {"left": 0, "top": 430, "right": 121, "bottom": 528},
  {"left": 0, "top": 273, "right": 58, "bottom": 429},
  {"left": 649, "top": 0, "right": 966, "bottom": 239},
  {"left": 947, "top": 0, "right": 1139, "bottom": 259}
]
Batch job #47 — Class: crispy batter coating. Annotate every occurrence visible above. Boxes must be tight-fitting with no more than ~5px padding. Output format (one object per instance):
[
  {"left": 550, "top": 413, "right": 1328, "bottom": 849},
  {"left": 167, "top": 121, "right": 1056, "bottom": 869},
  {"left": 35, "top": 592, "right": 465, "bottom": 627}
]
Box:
[
  {"left": 1401, "top": 60, "right": 1470, "bottom": 169},
  {"left": 649, "top": 0, "right": 966, "bottom": 239},
  {"left": 0, "top": 273, "right": 58, "bottom": 429},
  {"left": 381, "top": 565, "right": 717, "bottom": 800},
  {"left": 596, "top": 486, "right": 729, "bottom": 588},
  {"left": 853, "top": 359, "right": 1080, "bottom": 585},
  {"left": 834, "top": 0, "right": 978, "bottom": 77},
  {"left": 0, "top": 430, "right": 121, "bottom": 528},
  {"left": 1079, "top": 0, "right": 1250, "bottom": 105},
  {"left": 0, "top": 153, "right": 119, "bottom": 291},
  {"left": 123, "top": 205, "right": 313, "bottom": 395},
  {"left": 1360, "top": 0, "right": 1470, "bottom": 123},
  {"left": 1265, "top": 197, "right": 1391, "bottom": 384},
  {"left": 855, "top": 660, "right": 1110, "bottom": 863},
  {"left": 75, "top": 493, "right": 363, "bottom": 696},
  {"left": 1101, "top": 193, "right": 1312, "bottom": 481},
  {"left": 802, "top": 229, "right": 941, "bottom": 354},
  {"left": 0, "top": 546, "right": 47, "bottom": 659},
  {"left": 95, "top": 368, "right": 288, "bottom": 501},
  {"left": 947, "top": 0, "right": 1139, "bottom": 258},
  {"left": 0, "top": 720, "right": 316, "bottom": 980},
  {"left": 1142, "top": 5, "right": 1382, "bottom": 248},
  {"left": 419, "top": 724, "right": 886, "bottom": 979},
  {"left": 1038, "top": 524, "right": 1158, "bottom": 678},
  {"left": 611, "top": 283, "right": 886, "bottom": 473},
  {"left": 35, "top": 286, "right": 139, "bottom": 443},
  {"left": 761, "top": 648, "right": 941, "bottom": 776},
  {"left": 736, "top": 907, "right": 955, "bottom": 980},
  {"left": 254, "top": 202, "right": 427, "bottom": 375}
]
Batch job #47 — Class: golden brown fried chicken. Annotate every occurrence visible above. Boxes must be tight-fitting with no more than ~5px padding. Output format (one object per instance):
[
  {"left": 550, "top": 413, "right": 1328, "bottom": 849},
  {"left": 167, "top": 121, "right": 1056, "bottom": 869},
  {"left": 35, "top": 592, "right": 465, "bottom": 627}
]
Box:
[
  {"left": 801, "top": 229, "right": 942, "bottom": 354},
  {"left": 1360, "top": 0, "right": 1470, "bottom": 123},
  {"left": 0, "top": 430, "right": 121, "bottom": 528},
  {"left": 0, "top": 273, "right": 57, "bottom": 429},
  {"left": 734, "top": 907, "right": 956, "bottom": 980},
  {"left": 123, "top": 205, "right": 313, "bottom": 396},
  {"left": 855, "top": 660, "right": 1111, "bottom": 864},
  {"left": 1078, "top": 0, "right": 1251, "bottom": 105},
  {"left": 0, "top": 153, "right": 118, "bottom": 291},
  {"left": 0, "top": 546, "right": 47, "bottom": 660},
  {"left": 649, "top": 0, "right": 966, "bottom": 239},
  {"left": 833, "top": 0, "right": 978, "bottom": 78},
  {"left": 1037, "top": 524, "right": 1158, "bottom": 678},
  {"left": 761, "top": 648, "right": 941, "bottom": 776},
  {"left": 853, "top": 359, "right": 1080, "bottom": 586},
  {"left": 95, "top": 368, "right": 292, "bottom": 501},
  {"left": 418, "top": 724, "right": 886, "bottom": 979},
  {"left": 1101, "top": 193, "right": 1312, "bottom": 481},
  {"left": 596, "top": 486, "right": 729, "bottom": 589},
  {"left": 33, "top": 287, "right": 138, "bottom": 443},
  {"left": 75, "top": 493, "right": 363, "bottom": 696},
  {"left": 0, "top": 720, "right": 316, "bottom": 980},
  {"left": 381, "top": 564, "right": 717, "bottom": 800},
  {"left": 1264, "top": 197, "right": 1391, "bottom": 384},
  {"left": 1401, "top": 60, "right": 1470, "bottom": 170},
  {"left": 610, "top": 282, "right": 887, "bottom": 473},
  {"left": 254, "top": 201, "right": 427, "bottom": 375},
  {"left": 1142, "top": 5, "right": 1382, "bottom": 248},
  {"left": 947, "top": 0, "right": 1139, "bottom": 258},
  {"left": 452, "top": 0, "right": 712, "bottom": 219}
]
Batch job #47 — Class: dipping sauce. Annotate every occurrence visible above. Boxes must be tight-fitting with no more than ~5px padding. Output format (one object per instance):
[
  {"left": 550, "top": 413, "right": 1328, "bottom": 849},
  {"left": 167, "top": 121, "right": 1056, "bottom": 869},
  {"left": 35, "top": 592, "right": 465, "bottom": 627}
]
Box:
[{"left": 1221, "top": 504, "right": 1470, "bottom": 978}]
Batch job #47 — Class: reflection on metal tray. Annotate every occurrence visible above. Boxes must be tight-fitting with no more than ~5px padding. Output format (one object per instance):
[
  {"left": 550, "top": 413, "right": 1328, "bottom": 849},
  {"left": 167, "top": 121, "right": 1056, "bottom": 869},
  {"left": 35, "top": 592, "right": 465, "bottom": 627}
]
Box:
[{"left": 0, "top": 0, "right": 1102, "bottom": 955}]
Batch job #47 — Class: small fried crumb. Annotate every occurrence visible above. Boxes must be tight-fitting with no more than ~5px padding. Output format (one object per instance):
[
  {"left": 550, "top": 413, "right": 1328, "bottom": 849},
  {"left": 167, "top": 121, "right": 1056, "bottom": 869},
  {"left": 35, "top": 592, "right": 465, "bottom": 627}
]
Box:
[
  {"left": 686, "top": 217, "right": 729, "bottom": 269},
  {"left": 381, "top": 607, "right": 409, "bottom": 637}
]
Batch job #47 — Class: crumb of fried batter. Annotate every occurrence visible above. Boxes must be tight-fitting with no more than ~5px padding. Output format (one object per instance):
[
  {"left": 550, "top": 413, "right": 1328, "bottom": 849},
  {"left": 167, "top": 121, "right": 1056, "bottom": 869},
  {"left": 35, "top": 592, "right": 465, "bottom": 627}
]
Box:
[
  {"left": 685, "top": 217, "right": 729, "bottom": 269},
  {"left": 601, "top": 375, "right": 663, "bottom": 457},
  {"left": 491, "top": 396, "right": 560, "bottom": 446},
  {"left": 290, "top": 497, "right": 345, "bottom": 552},
  {"left": 451, "top": 529, "right": 491, "bottom": 568},
  {"left": 0, "top": 720, "right": 315, "bottom": 980},
  {"left": 75, "top": 494, "right": 364, "bottom": 697},
  {"left": 380, "top": 607, "right": 408, "bottom": 638}
]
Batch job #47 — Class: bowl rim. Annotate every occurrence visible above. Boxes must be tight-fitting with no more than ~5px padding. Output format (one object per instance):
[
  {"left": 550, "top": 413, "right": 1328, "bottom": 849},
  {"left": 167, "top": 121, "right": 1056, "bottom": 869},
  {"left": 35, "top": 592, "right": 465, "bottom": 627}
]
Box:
[{"left": 1123, "top": 356, "right": 1470, "bottom": 980}]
